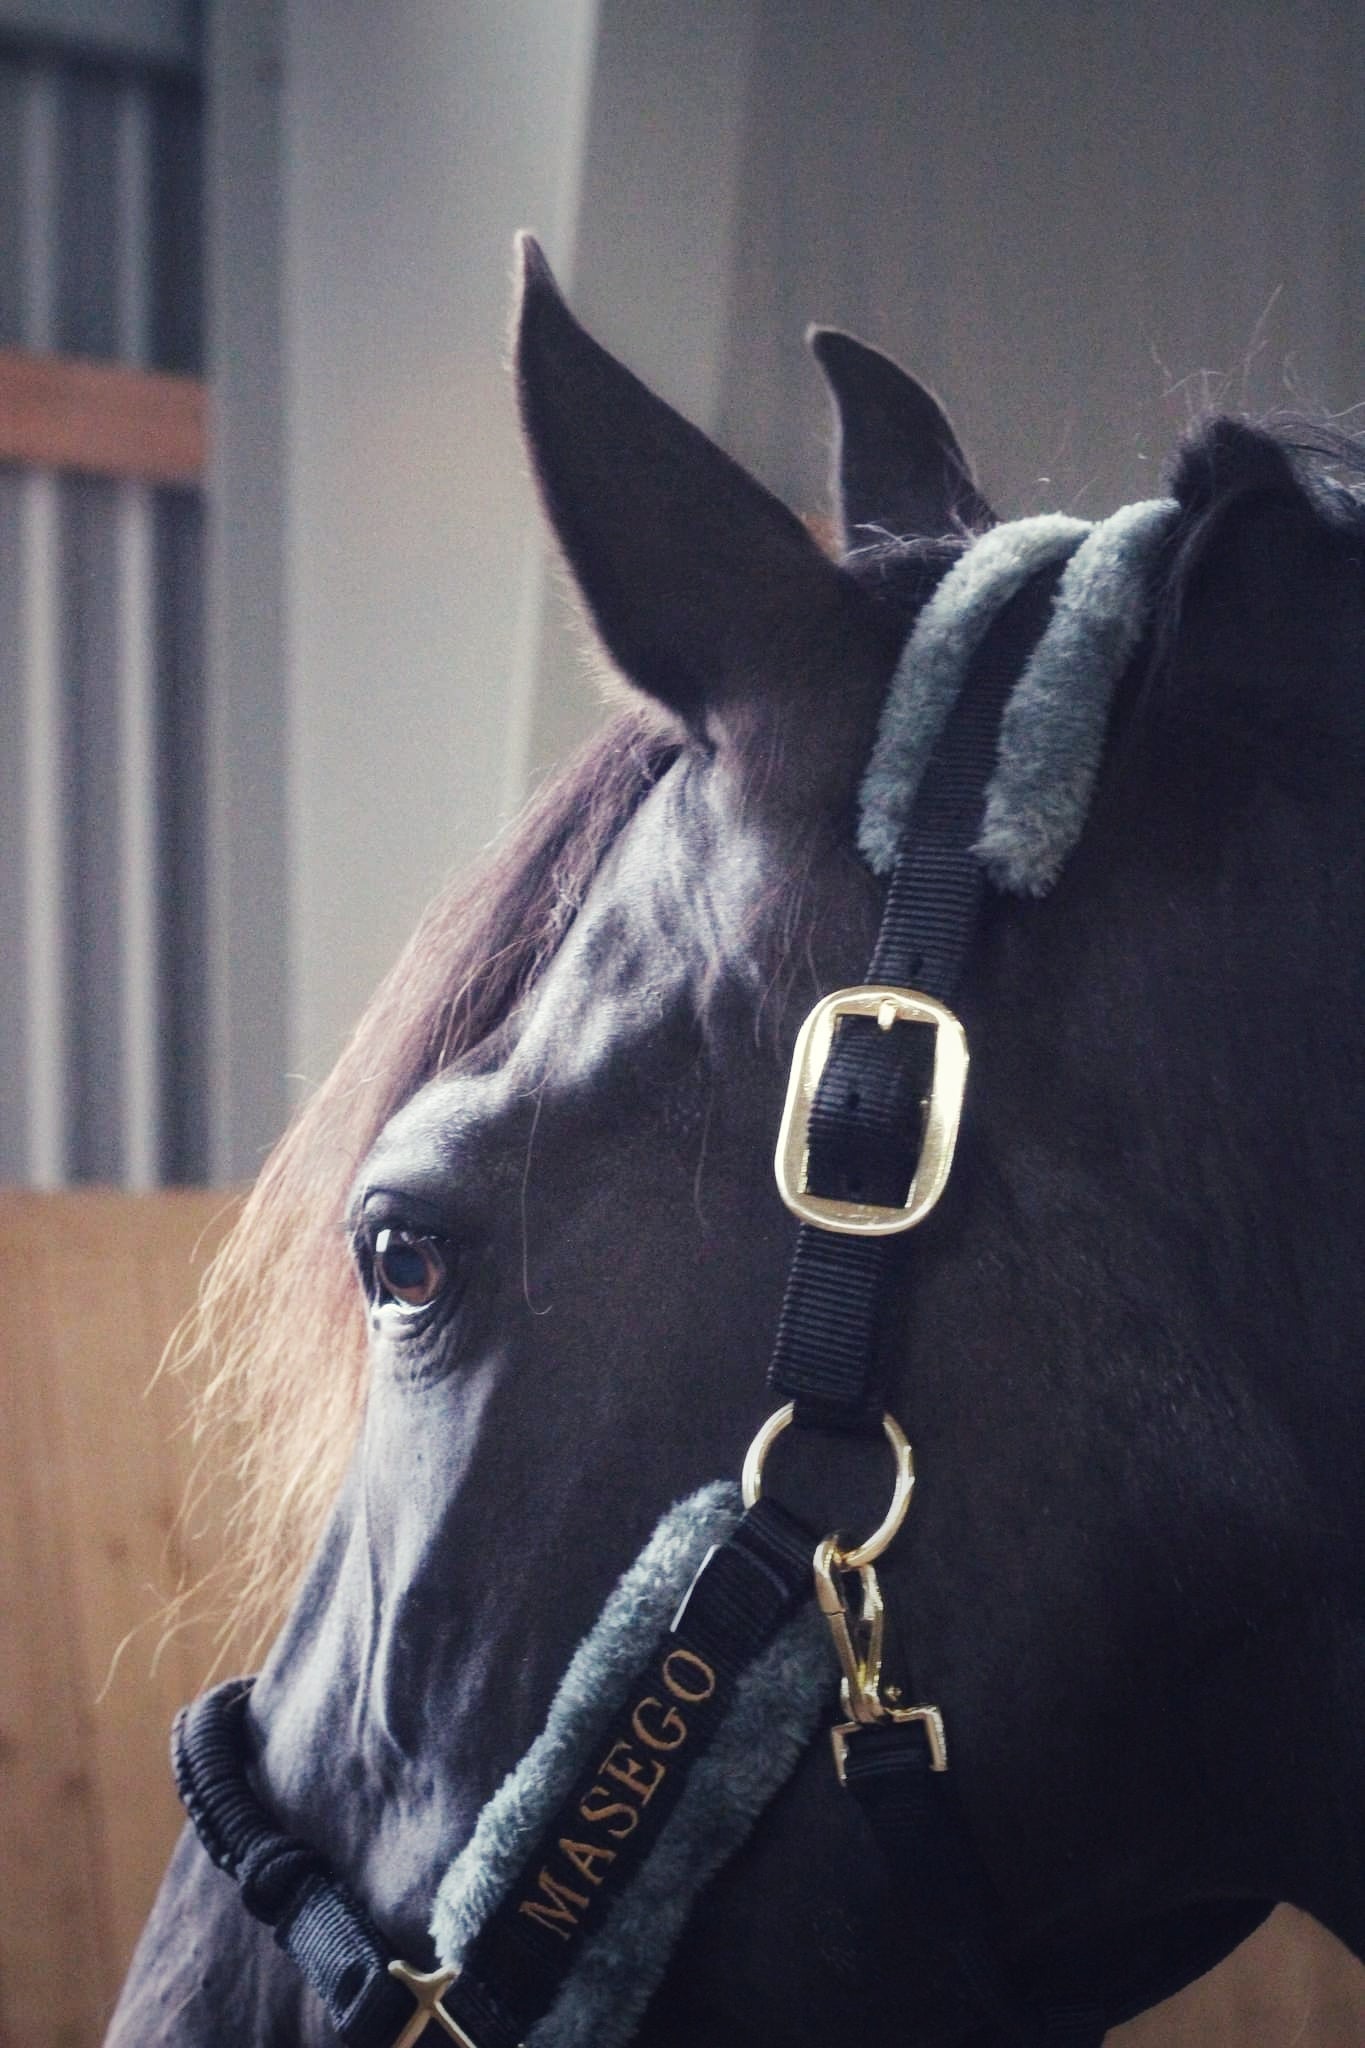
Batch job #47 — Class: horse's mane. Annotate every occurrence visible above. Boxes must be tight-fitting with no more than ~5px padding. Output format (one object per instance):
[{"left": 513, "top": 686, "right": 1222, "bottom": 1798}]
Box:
[{"left": 178, "top": 706, "right": 679, "bottom": 1654}]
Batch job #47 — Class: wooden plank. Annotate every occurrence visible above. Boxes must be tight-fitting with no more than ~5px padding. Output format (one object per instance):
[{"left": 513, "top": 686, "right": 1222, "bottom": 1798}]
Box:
[
  {"left": 0, "top": 349, "right": 207, "bottom": 484},
  {"left": 0, "top": 1212, "right": 112, "bottom": 2046},
  {"left": 40, "top": 1195, "right": 225, "bottom": 1997},
  {"left": 0, "top": 1191, "right": 236, "bottom": 2047}
]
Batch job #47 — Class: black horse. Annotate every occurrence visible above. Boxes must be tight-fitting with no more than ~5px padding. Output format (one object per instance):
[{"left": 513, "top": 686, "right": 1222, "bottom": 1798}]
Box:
[{"left": 109, "top": 241, "right": 1365, "bottom": 2045}]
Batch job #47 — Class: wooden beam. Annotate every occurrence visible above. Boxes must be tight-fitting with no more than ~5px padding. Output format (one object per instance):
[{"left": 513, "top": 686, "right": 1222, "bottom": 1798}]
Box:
[{"left": 0, "top": 349, "right": 208, "bottom": 486}]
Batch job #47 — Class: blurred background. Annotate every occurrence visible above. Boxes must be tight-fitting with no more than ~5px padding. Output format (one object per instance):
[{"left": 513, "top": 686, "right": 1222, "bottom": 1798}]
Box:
[
  {"left": 2, "top": 0, "right": 1364, "bottom": 1191},
  {"left": 2, "top": 3, "right": 1364, "bottom": 2042}
]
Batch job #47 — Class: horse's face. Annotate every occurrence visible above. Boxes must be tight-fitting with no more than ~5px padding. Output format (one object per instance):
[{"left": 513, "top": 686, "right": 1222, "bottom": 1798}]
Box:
[
  {"left": 156, "top": 251, "right": 1365, "bottom": 2048},
  {"left": 251, "top": 259, "right": 929, "bottom": 2036}
]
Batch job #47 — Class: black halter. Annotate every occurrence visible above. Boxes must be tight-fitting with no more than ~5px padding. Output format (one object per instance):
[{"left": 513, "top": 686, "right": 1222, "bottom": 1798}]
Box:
[{"left": 174, "top": 551, "right": 1270, "bottom": 2046}]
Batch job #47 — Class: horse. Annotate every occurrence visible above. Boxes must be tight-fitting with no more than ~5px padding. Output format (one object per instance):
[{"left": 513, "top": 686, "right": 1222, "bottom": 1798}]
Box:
[{"left": 107, "top": 237, "right": 1365, "bottom": 2047}]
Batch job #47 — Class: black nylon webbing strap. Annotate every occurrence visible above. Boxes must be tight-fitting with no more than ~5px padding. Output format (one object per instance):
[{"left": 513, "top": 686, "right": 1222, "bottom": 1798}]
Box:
[
  {"left": 842, "top": 1722, "right": 1108, "bottom": 2048},
  {"left": 173, "top": 1681, "right": 420, "bottom": 2048},
  {"left": 767, "top": 548, "right": 1130, "bottom": 2048},
  {"left": 842, "top": 1721, "right": 1271, "bottom": 2047},
  {"left": 768, "top": 556, "right": 1075, "bottom": 1432}
]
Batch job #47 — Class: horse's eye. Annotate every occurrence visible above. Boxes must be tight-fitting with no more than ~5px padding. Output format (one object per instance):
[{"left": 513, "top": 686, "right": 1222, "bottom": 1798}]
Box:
[{"left": 371, "top": 1227, "right": 450, "bottom": 1312}]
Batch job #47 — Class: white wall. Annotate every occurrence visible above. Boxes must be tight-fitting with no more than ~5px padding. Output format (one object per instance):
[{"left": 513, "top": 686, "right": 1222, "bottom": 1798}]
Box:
[
  {"left": 715, "top": 0, "right": 1365, "bottom": 523},
  {"left": 279, "top": 0, "right": 774, "bottom": 1089},
  {"left": 514, "top": 0, "right": 759, "bottom": 781},
  {"left": 281, "top": 0, "right": 599, "bottom": 1087}
]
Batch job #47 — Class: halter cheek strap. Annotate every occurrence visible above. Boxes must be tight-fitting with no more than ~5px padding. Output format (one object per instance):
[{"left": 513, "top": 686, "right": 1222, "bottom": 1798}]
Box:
[{"left": 173, "top": 501, "right": 1269, "bottom": 2048}]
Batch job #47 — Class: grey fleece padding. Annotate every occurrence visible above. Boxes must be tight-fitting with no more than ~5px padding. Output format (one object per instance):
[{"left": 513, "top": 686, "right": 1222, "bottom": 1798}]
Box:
[
  {"left": 856, "top": 513, "right": 1090, "bottom": 875},
  {"left": 431, "top": 1483, "right": 837, "bottom": 2047},
  {"left": 528, "top": 1603, "right": 833, "bottom": 2048},
  {"left": 857, "top": 498, "right": 1179, "bottom": 895},
  {"left": 975, "top": 498, "right": 1177, "bottom": 894},
  {"left": 431, "top": 1482, "right": 741, "bottom": 1959}
]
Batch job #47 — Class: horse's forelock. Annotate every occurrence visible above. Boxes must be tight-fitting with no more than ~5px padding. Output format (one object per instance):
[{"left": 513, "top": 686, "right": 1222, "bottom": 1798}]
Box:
[{"left": 175, "top": 706, "right": 679, "bottom": 1659}]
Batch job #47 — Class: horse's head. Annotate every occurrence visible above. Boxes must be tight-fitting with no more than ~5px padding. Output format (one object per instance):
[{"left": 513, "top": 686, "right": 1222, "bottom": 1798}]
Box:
[{"left": 114, "top": 247, "right": 1365, "bottom": 2046}]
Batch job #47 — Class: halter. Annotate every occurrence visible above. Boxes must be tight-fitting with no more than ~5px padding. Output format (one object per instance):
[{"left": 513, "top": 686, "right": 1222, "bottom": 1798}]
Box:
[{"left": 173, "top": 502, "right": 1271, "bottom": 2046}]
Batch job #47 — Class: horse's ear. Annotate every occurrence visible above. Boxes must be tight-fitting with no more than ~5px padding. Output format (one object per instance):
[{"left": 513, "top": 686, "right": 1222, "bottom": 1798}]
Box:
[
  {"left": 515, "top": 235, "right": 869, "bottom": 738},
  {"left": 809, "top": 327, "right": 995, "bottom": 550}
]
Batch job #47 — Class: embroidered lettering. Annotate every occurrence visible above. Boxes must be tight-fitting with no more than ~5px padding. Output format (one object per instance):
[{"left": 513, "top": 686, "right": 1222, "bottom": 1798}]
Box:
[
  {"left": 511, "top": 1637, "right": 725, "bottom": 1956},
  {"left": 558, "top": 1837, "right": 616, "bottom": 1885},
  {"left": 631, "top": 1694, "right": 687, "bottom": 1752},
  {"left": 518, "top": 1868, "right": 591, "bottom": 1941},
  {"left": 600, "top": 1738, "right": 665, "bottom": 1805},
  {"left": 662, "top": 1647, "right": 717, "bottom": 1703},
  {"left": 578, "top": 1785, "right": 640, "bottom": 1838}
]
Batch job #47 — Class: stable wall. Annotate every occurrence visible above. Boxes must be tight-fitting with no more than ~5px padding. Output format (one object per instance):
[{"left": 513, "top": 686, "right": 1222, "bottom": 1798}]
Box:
[{"left": 0, "top": 1191, "right": 238, "bottom": 2046}]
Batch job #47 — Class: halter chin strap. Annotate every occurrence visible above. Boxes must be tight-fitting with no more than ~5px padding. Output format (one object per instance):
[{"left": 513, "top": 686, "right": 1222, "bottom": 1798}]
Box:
[{"left": 173, "top": 507, "right": 1270, "bottom": 2048}]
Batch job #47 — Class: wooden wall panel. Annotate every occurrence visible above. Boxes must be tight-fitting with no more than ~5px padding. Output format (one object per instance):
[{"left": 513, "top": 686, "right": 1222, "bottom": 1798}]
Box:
[{"left": 0, "top": 1190, "right": 238, "bottom": 2048}]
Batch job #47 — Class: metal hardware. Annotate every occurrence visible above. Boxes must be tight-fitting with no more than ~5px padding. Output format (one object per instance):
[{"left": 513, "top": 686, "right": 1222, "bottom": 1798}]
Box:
[
  {"left": 813, "top": 1536, "right": 887, "bottom": 1724},
  {"left": 813, "top": 1538, "right": 949, "bottom": 1785},
  {"left": 388, "top": 1961, "right": 492, "bottom": 2048},
  {"left": 774, "top": 984, "right": 969, "bottom": 1235},
  {"left": 741, "top": 1402, "right": 914, "bottom": 1571},
  {"left": 830, "top": 1708, "right": 948, "bottom": 1786}
]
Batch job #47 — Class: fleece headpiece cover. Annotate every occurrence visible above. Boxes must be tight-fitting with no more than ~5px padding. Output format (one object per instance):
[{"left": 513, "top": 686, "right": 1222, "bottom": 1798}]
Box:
[{"left": 858, "top": 498, "right": 1178, "bottom": 893}]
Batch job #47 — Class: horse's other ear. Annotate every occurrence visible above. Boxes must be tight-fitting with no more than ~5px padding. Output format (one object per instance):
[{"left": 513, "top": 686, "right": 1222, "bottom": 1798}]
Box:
[
  {"left": 515, "top": 235, "right": 869, "bottom": 739},
  {"left": 809, "top": 327, "right": 996, "bottom": 551}
]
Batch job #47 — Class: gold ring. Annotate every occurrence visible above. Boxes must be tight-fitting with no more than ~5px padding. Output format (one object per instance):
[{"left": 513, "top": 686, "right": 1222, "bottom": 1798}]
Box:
[{"left": 740, "top": 1402, "right": 915, "bottom": 1570}]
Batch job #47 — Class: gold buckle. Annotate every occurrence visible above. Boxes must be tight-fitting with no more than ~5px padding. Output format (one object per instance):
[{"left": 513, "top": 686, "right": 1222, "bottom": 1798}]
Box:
[
  {"left": 387, "top": 1962, "right": 494, "bottom": 2048},
  {"left": 741, "top": 1403, "right": 913, "bottom": 1570},
  {"left": 774, "top": 985, "right": 968, "bottom": 1235}
]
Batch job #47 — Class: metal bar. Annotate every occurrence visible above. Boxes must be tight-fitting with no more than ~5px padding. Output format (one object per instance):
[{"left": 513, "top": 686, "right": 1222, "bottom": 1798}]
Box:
[
  {"left": 20, "top": 61, "right": 67, "bottom": 1185},
  {"left": 0, "top": 0, "right": 202, "bottom": 75},
  {"left": 116, "top": 73, "right": 161, "bottom": 1188}
]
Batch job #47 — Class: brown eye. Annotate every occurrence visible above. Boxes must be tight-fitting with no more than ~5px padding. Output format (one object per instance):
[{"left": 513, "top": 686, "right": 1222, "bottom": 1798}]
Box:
[{"left": 372, "top": 1227, "right": 449, "bottom": 1312}]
